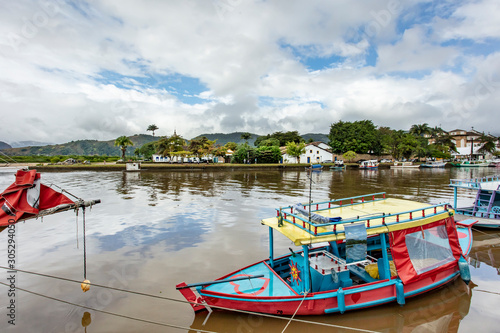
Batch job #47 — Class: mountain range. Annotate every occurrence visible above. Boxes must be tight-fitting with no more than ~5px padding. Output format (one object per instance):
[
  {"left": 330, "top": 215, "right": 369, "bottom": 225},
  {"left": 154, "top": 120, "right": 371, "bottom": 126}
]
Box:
[{"left": 0, "top": 132, "right": 329, "bottom": 157}]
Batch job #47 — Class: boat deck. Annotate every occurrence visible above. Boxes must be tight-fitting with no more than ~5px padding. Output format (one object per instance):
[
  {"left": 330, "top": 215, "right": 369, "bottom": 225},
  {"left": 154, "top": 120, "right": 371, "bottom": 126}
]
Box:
[{"left": 203, "top": 262, "right": 297, "bottom": 297}]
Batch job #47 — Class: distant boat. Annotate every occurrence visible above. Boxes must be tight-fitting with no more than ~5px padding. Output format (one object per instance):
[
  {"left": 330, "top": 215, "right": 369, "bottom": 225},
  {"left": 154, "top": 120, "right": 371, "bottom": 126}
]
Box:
[
  {"left": 489, "top": 160, "right": 500, "bottom": 168},
  {"left": 390, "top": 162, "right": 420, "bottom": 169},
  {"left": 420, "top": 161, "right": 447, "bottom": 168},
  {"left": 450, "top": 160, "right": 489, "bottom": 167},
  {"left": 307, "top": 164, "right": 323, "bottom": 171},
  {"left": 450, "top": 174, "right": 500, "bottom": 228},
  {"left": 330, "top": 161, "right": 345, "bottom": 170},
  {"left": 359, "top": 160, "right": 379, "bottom": 169}
]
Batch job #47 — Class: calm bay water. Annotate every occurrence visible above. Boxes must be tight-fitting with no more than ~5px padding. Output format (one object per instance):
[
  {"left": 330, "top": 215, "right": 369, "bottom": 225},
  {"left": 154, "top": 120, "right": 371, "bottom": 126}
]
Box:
[{"left": 1, "top": 167, "right": 500, "bottom": 332}]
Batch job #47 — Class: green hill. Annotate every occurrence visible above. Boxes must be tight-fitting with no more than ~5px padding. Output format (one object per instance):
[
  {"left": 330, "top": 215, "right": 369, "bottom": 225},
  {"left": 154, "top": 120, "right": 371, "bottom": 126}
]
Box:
[
  {"left": 301, "top": 133, "right": 329, "bottom": 143},
  {"left": 192, "top": 132, "right": 262, "bottom": 146},
  {"left": 2, "top": 134, "right": 158, "bottom": 157},
  {"left": 1, "top": 132, "right": 330, "bottom": 157},
  {"left": 0, "top": 141, "right": 12, "bottom": 150}
]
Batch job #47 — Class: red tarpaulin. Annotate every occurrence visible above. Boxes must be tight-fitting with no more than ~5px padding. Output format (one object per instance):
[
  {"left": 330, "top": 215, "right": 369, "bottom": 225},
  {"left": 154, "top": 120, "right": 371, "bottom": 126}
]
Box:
[
  {"left": 389, "top": 217, "right": 462, "bottom": 284},
  {"left": 0, "top": 169, "right": 74, "bottom": 227}
]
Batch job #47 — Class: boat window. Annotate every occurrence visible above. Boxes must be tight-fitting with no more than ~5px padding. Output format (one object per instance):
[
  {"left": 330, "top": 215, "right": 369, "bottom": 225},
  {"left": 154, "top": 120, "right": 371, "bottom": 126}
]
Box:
[
  {"left": 405, "top": 225, "right": 455, "bottom": 275},
  {"left": 345, "top": 222, "right": 367, "bottom": 263}
]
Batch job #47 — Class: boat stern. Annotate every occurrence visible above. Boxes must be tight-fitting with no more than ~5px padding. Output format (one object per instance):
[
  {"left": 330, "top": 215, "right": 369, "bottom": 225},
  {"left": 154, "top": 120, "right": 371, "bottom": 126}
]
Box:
[{"left": 176, "top": 282, "right": 208, "bottom": 313}]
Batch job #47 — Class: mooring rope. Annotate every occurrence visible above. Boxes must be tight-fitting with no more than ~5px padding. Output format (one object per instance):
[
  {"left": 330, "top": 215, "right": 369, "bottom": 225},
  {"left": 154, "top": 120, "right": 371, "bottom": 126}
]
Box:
[
  {"left": 0, "top": 281, "right": 217, "bottom": 333},
  {"left": 82, "top": 206, "right": 87, "bottom": 280},
  {"left": 0, "top": 266, "right": 380, "bottom": 333},
  {"left": 475, "top": 289, "right": 500, "bottom": 296},
  {"left": 281, "top": 291, "right": 309, "bottom": 333}
]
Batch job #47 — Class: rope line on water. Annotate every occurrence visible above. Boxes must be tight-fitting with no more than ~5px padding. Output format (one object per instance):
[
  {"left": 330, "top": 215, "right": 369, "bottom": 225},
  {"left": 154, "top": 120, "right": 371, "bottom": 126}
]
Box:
[
  {"left": 475, "top": 289, "right": 500, "bottom": 296},
  {"left": 281, "top": 291, "right": 308, "bottom": 333},
  {"left": 0, "top": 265, "right": 380, "bottom": 333},
  {"left": 472, "top": 227, "right": 500, "bottom": 238},
  {"left": 0, "top": 281, "right": 217, "bottom": 333}
]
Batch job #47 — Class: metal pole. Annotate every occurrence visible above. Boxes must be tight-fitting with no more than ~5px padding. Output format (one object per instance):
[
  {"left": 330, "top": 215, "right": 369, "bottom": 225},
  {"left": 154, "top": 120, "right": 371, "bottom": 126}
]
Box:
[
  {"left": 302, "top": 245, "right": 311, "bottom": 292},
  {"left": 269, "top": 227, "right": 274, "bottom": 268}
]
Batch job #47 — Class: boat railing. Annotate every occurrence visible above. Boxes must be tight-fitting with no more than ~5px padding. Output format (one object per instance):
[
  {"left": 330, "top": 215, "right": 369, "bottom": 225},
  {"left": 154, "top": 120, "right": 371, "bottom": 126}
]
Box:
[
  {"left": 450, "top": 175, "right": 500, "bottom": 189},
  {"left": 276, "top": 193, "right": 452, "bottom": 237}
]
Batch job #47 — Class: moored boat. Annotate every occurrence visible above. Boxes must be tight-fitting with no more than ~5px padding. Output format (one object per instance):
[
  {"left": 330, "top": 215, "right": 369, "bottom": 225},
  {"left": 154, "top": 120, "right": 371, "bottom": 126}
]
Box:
[
  {"left": 177, "top": 193, "right": 474, "bottom": 316},
  {"left": 489, "top": 160, "right": 500, "bottom": 168},
  {"left": 390, "top": 162, "right": 420, "bottom": 169},
  {"left": 450, "top": 160, "right": 489, "bottom": 167},
  {"left": 450, "top": 174, "right": 500, "bottom": 228},
  {"left": 330, "top": 160, "right": 345, "bottom": 170},
  {"left": 420, "top": 161, "right": 447, "bottom": 168},
  {"left": 359, "top": 160, "right": 379, "bottom": 170}
]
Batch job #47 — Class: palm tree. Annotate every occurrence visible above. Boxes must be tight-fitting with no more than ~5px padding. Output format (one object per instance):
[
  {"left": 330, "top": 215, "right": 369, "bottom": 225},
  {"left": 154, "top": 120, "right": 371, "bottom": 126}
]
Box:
[
  {"left": 241, "top": 132, "right": 252, "bottom": 143},
  {"left": 114, "top": 136, "right": 134, "bottom": 160},
  {"left": 434, "top": 133, "right": 457, "bottom": 153},
  {"left": 147, "top": 124, "right": 159, "bottom": 137},
  {"left": 409, "top": 123, "right": 431, "bottom": 137},
  {"left": 478, "top": 134, "right": 497, "bottom": 155},
  {"left": 429, "top": 126, "right": 445, "bottom": 138}
]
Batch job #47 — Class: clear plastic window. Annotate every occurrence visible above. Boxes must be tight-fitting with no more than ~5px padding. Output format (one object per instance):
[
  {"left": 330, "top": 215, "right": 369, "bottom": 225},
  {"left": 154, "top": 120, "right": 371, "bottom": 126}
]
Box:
[{"left": 405, "top": 225, "right": 455, "bottom": 275}]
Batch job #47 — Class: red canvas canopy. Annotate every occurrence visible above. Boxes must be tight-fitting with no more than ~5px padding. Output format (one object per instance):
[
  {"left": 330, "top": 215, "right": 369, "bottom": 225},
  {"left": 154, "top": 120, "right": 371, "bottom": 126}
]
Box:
[
  {"left": 389, "top": 217, "right": 462, "bottom": 284},
  {"left": 0, "top": 169, "right": 74, "bottom": 227}
]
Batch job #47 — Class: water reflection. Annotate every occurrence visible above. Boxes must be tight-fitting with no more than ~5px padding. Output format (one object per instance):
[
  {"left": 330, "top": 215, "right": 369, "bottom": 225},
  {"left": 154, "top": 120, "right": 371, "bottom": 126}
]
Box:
[
  {"left": 0, "top": 167, "right": 499, "bottom": 332},
  {"left": 189, "top": 279, "right": 472, "bottom": 333},
  {"left": 470, "top": 231, "right": 500, "bottom": 274}
]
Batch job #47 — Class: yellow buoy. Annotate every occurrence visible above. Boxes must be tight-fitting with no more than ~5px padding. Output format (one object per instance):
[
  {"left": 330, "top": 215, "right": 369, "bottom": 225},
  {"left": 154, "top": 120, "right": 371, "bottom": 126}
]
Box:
[
  {"left": 81, "top": 312, "right": 91, "bottom": 327},
  {"left": 81, "top": 279, "right": 91, "bottom": 292}
]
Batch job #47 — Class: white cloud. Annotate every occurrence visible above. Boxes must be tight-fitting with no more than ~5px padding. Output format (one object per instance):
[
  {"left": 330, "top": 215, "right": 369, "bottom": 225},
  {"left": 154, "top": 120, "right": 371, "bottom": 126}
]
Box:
[{"left": 0, "top": 0, "right": 499, "bottom": 145}]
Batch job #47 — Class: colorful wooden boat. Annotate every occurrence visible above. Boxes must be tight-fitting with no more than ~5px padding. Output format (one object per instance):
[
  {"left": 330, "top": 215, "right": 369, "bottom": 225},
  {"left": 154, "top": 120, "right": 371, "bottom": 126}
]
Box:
[
  {"left": 359, "top": 160, "right": 379, "bottom": 169},
  {"left": 450, "top": 174, "right": 500, "bottom": 228},
  {"left": 177, "top": 193, "right": 474, "bottom": 316}
]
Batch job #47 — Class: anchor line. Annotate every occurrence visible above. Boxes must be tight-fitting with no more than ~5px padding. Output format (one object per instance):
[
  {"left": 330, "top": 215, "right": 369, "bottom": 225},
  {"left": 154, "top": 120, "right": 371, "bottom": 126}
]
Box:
[
  {"left": 0, "top": 281, "right": 217, "bottom": 333},
  {"left": 0, "top": 265, "right": 381, "bottom": 333}
]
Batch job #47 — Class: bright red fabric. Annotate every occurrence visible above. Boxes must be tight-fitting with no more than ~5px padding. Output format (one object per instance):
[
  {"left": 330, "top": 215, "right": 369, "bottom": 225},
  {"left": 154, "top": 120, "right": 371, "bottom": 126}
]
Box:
[
  {"left": 389, "top": 217, "right": 462, "bottom": 284},
  {"left": 0, "top": 170, "right": 73, "bottom": 227}
]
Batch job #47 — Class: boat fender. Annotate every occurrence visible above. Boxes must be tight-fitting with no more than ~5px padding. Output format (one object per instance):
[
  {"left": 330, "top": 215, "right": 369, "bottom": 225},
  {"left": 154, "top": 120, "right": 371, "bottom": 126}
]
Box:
[
  {"left": 395, "top": 280, "right": 405, "bottom": 305},
  {"left": 337, "top": 287, "right": 345, "bottom": 314},
  {"left": 458, "top": 256, "right": 471, "bottom": 285}
]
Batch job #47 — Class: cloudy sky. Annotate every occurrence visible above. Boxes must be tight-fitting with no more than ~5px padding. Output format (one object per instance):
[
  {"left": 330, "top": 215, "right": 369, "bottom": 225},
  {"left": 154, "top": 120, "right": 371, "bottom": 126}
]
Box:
[{"left": 0, "top": 0, "right": 499, "bottom": 144}]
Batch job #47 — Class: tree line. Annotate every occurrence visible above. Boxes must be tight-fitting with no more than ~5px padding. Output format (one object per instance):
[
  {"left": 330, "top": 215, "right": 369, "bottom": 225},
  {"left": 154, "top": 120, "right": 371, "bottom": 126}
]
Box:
[
  {"left": 329, "top": 120, "right": 498, "bottom": 161},
  {"left": 114, "top": 122, "right": 499, "bottom": 164}
]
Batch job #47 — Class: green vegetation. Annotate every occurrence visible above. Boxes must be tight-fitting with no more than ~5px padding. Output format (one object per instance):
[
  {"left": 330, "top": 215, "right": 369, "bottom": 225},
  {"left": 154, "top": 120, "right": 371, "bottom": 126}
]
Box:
[
  {"left": 114, "top": 136, "right": 134, "bottom": 160},
  {"left": 343, "top": 151, "right": 357, "bottom": 163},
  {"left": 2, "top": 122, "right": 498, "bottom": 165},
  {"left": 255, "top": 131, "right": 304, "bottom": 147},
  {"left": 285, "top": 141, "right": 306, "bottom": 163},
  {"left": 328, "top": 120, "right": 377, "bottom": 154}
]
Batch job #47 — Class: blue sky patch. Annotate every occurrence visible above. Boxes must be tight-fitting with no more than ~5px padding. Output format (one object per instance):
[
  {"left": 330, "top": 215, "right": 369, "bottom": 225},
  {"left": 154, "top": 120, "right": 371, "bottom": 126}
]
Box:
[{"left": 94, "top": 70, "right": 209, "bottom": 104}]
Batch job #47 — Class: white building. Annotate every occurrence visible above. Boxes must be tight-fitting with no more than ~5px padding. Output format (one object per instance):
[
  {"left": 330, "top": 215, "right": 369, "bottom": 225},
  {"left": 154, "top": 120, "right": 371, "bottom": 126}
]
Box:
[{"left": 281, "top": 142, "right": 333, "bottom": 164}]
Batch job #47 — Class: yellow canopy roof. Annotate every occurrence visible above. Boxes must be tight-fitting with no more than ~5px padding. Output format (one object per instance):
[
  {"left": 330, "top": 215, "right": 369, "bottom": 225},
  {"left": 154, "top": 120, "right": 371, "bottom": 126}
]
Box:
[{"left": 261, "top": 198, "right": 453, "bottom": 246}]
